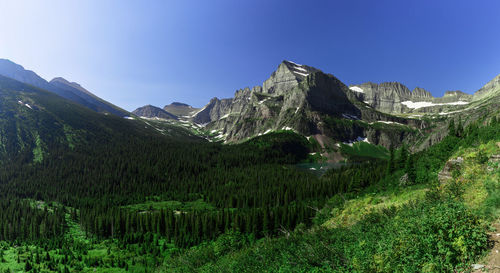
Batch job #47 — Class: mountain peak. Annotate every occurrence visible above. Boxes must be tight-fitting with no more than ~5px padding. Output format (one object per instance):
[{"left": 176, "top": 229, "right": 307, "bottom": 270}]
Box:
[
  {"left": 132, "top": 105, "right": 177, "bottom": 120},
  {"left": 280, "top": 60, "right": 319, "bottom": 78},
  {"left": 170, "top": 102, "right": 191, "bottom": 107},
  {"left": 50, "top": 77, "right": 94, "bottom": 97},
  {"left": 0, "top": 59, "right": 50, "bottom": 88}
]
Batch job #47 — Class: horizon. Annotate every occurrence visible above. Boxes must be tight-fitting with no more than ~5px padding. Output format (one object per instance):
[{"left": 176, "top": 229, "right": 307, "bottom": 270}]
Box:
[{"left": 1, "top": 0, "right": 499, "bottom": 110}]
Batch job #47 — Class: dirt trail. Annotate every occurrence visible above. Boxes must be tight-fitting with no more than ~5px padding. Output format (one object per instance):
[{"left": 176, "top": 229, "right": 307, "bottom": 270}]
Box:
[{"left": 473, "top": 222, "right": 500, "bottom": 273}]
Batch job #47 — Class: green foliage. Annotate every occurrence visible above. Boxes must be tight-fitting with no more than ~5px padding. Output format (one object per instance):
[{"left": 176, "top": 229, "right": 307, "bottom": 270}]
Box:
[
  {"left": 405, "top": 153, "right": 416, "bottom": 184},
  {"left": 340, "top": 141, "right": 389, "bottom": 161},
  {"left": 386, "top": 145, "right": 395, "bottom": 175},
  {"left": 165, "top": 199, "right": 487, "bottom": 272}
]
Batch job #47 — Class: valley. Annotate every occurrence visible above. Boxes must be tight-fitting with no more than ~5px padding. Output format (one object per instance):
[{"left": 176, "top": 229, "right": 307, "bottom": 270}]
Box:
[{"left": 0, "top": 58, "right": 498, "bottom": 272}]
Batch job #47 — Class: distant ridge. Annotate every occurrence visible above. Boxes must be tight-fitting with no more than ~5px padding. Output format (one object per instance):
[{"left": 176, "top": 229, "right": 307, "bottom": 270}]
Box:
[{"left": 0, "top": 59, "right": 129, "bottom": 117}]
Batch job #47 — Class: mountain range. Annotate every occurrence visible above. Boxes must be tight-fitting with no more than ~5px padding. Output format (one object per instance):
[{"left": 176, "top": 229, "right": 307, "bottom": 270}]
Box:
[
  {"left": 0, "top": 58, "right": 499, "bottom": 163},
  {"left": 0, "top": 59, "right": 129, "bottom": 117},
  {"left": 134, "top": 60, "right": 500, "bottom": 158}
]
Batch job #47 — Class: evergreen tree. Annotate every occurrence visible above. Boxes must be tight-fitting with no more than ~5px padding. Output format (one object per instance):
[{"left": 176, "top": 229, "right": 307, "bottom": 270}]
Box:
[
  {"left": 386, "top": 145, "right": 395, "bottom": 175},
  {"left": 405, "top": 154, "right": 416, "bottom": 183},
  {"left": 448, "top": 119, "right": 456, "bottom": 136},
  {"left": 456, "top": 116, "right": 464, "bottom": 137},
  {"left": 398, "top": 144, "right": 409, "bottom": 169}
]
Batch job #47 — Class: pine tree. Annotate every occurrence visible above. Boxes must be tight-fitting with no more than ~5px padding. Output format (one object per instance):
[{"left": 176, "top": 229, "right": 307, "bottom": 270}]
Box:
[
  {"left": 386, "top": 145, "right": 395, "bottom": 175},
  {"left": 398, "top": 144, "right": 408, "bottom": 169},
  {"left": 405, "top": 154, "right": 416, "bottom": 183},
  {"left": 448, "top": 119, "right": 456, "bottom": 136},
  {"left": 456, "top": 116, "right": 464, "bottom": 137}
]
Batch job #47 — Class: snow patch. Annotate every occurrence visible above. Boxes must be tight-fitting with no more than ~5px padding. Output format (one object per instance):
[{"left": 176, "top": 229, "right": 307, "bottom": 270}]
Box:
[
  {"left": 287, "top": 60, "right": 302, "bottom": 66},
  {"left": 371, "top": 121, "right": 405, "bottom": 126},
  {"left": 124, "top": 116, "right": 134, "bottom": 120},
  {"left": 342, "top": 113, "right": 359, "bottom": 120},
  {"left": 219, "top": 113, "right": 230, "bottom": 119},
  {"left": 295, "top": 107, "right": 300, "bottom": 114},
  {"left": 281, "top": 127, "right": 294, "bottom": 131},
  {"left": 439, "top": 110, "right": 462, "bottom": 115},
  {"left": 343, "top": 136, "right": 369, "bottom": 146},
  {"left": 190, "top": 105, "right": 207, "bottom": 117},
  {"left": 294, "top": 66, "right": 307, "bottom": 72},
  {"left": 401, "top": 100, "right": 469, "bottom": 109},
  {"left": 293, "top": 71, "right": 309, "bottom": 77},
  {"left": 25, "top": 103, "right": 32, "bottom": 109},
  {"left": 349, "top": 86, "right": 364, "bottom": 93},
  {"left": 258, "top": 98, "right": 270, "bottom": 105}
]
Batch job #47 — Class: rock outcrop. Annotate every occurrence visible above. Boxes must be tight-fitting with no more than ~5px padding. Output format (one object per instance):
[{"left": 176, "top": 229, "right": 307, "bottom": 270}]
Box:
[
  {"left": 186, "top": 61, "right": 423, "bottom": 147},
  {"left": 473, "top": 74, "right": 500, "bottom": 101},
  {"left": 438, "top": 157, "right": 464, "bottom": 183},
  {"left": 349, "top": 82, "right": 472, "bottom": 114}
]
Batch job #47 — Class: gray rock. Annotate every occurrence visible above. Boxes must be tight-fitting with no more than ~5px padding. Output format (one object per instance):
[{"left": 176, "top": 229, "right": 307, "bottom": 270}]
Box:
[
  {"left": 349, "top": 82, "right": 473, "bottom": 114},
  {"left": 473, "top": 74, "right": 500, "bottom": 101},
  {"left": 188, "top": 61, "right": 422, "bottom": 148},
  {"left": 490, "top": 154, "right": 500, "bottom": 163},
  {"left": 438, "top": 157, "right": 464, "bottom": 183},
  {"left": 472, "top": 264, "right": 484, "bottom": 270}
]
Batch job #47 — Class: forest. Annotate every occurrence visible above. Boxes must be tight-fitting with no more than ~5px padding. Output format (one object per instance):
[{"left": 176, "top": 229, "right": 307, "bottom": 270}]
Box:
[{"left": 0, "top": 113, "right": 499, "bottom": 272}]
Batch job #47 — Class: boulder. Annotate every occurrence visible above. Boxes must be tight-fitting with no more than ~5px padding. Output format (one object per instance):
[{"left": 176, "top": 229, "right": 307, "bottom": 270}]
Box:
[{"left": 438, "top": 157, "right": 464, "bottom": 183}]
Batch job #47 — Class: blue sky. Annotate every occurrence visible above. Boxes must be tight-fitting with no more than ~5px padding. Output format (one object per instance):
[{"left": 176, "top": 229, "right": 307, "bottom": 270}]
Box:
[{"left": 0, "top": 0, "right": 499, "bottom": 110}]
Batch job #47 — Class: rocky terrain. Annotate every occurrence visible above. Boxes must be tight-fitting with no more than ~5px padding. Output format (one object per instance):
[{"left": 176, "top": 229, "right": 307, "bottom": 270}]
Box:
[{"left": 134, "top": 60, "right": 500, "bottom": 159}]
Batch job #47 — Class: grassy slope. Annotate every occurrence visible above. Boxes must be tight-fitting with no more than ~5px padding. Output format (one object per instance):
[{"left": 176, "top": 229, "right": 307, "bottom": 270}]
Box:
[
  {"left": 340, "top": 141, "right": 389, "bottom": 161},
  {"left": 160, "top": 119, "right": 500, "bottom": 272}
]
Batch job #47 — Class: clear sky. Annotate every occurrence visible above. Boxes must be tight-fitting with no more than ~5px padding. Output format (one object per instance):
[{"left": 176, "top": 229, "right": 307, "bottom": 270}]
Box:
[{"left": 1, "top": 0, "right": 499, "bottom": 110}]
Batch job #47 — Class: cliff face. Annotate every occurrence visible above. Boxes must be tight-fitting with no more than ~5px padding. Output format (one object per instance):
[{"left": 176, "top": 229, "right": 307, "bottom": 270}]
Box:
[
  {"left": 473, "top": 74, "right": 500, "bottom": 101},
  {"left": 188, "top": 61, "right": 425, "bottom": 148},
  {"left": 131, "top": 60, "right": 500, "bottom": 154},
  {"left": 348, "top": 82, "right": 473, "bottom": 114}
]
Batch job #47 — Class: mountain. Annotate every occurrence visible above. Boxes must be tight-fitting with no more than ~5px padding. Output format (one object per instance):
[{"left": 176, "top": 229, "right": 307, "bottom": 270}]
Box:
[
  {"left": 186, "top": 61, "right": 427, "bottom": 150},
  {"left": 132, "top": 60, "right": 500, "bottom": 159},
  {"left": 163, "top": 102, "right": 199, "bottom": 117},
  {"left": 473, "top": 74, "right": 500, "bottom": 101},
  {"left": 0, "top": 59, "right": 129, "bottom": 117},
  {"left": 132, "top": 105, "right": 177, "bottom": 120},
  {"left": 0, "top": 74, "right": 199, "bottom": 162},
  {"left": 348, "top": 82, "right": 473, "bottom": 114}
]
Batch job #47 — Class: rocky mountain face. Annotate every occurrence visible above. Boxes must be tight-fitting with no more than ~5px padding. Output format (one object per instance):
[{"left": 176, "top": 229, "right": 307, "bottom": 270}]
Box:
[
  {"left": 0, "top": 59, "right": 129, "bottom": 117},
  {"left": 184, "top": 61, "right": 427, "bottom": 150},
  {"left": 132, "top": 105, "right": 177, "bottom": 120},
  {"left": 134, "top": 60, "right": 500, "bottom": 156},
  {"left": 163, "top": 102, "right": 198, "bottom": 117},
  {"left": 349, "top": 82, "right": 473, "bottom": 114},
  {"left": 473, "top": 74, "right": 500, "bottom": 101},
  {"left": 50, "top": 77, "right": 95, "bottom": 96}
]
